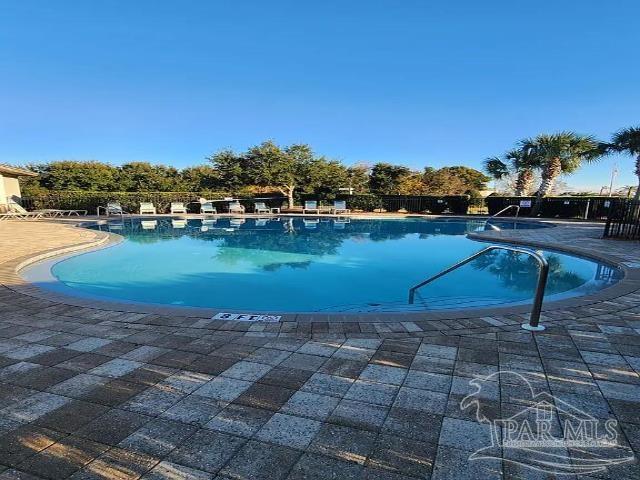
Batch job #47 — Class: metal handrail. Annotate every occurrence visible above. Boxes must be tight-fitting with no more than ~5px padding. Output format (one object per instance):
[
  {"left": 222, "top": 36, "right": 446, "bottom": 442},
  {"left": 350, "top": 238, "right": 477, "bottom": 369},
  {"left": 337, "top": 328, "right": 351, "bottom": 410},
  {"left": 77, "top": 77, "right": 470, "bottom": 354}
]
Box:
[
  {"left": 408, "top": 245, "right": 549, "bottom": 331},
  {"left": 490, "top": 204, "right": 520, "bottom": 218}
]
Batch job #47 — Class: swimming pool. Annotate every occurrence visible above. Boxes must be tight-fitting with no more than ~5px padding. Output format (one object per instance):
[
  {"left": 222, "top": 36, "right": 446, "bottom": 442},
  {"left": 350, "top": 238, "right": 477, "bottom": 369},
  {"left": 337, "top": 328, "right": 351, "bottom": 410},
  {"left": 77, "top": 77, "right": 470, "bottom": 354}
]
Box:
[{"left": 25, "top": 217, "right": 621, "bottom": 313}]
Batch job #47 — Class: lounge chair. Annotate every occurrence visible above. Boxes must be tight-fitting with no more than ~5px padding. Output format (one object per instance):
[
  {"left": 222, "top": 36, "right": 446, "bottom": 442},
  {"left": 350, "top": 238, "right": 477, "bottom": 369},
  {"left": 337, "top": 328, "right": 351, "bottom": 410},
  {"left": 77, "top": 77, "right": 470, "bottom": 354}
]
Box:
[
  {"left": 228, "top": 201, "right": 245, "bottom": 214},
  {"left": 253, "top": 202, "right": 272, "bottom": 214},
  {"left": 96, "top": 202, "right": 124, "bottom": 216},
  {"left": 140, "top": 202, "right": 157, "bottom": 215},
  {"left": 0, "top": 211, "right": 43, "bottom": 221},
  {"left": 170, "top": 202, "right": 187, "bottom": 214},
  {"left": 200, "top": 202, "right": 217, "bottom": 214},
  {"left": 303, "top": 200, "right": 320, "bottom": 214},
  {"left": 331, "top": 200, "right": 350, "bottom": 214},
  {"left": 8, "top": 200, "right": 73, "bottom": 220}
]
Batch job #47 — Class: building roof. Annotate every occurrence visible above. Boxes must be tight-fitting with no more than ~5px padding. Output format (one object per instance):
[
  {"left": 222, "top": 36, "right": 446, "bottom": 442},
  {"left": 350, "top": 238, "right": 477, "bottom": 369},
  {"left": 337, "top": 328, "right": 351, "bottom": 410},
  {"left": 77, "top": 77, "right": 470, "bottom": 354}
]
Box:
[{"left": 0, "top": 164, "right": 38, "bottom": 177}]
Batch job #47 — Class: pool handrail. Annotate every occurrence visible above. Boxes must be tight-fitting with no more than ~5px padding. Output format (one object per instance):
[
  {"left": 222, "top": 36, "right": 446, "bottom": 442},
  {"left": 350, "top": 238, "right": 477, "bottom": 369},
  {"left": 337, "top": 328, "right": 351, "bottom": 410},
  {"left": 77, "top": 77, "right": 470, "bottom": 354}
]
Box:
[
  {"left": 408, "top": 245, "right": 549, "bottom": 331},
  {"left": 490, "top": 204, "right": 520, "bottom": 218}
]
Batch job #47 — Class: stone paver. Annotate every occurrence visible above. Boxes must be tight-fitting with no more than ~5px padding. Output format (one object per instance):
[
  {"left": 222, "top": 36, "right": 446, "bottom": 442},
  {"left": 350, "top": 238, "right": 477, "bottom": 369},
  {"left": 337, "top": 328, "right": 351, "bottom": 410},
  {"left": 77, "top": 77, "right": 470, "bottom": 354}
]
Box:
[{"left": 0, "top": 219, "right": 639, "bottom": 479}]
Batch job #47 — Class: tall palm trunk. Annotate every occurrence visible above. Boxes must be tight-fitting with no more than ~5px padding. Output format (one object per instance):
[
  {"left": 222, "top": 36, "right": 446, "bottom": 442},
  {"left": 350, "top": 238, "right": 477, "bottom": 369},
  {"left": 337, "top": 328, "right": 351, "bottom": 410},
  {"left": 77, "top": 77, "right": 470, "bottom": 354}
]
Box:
[
  {"left": 634, "top": 154, "right": 640, "bottom": 201},
  {"left": 514, "top": 168, "right": 534, "bottom": 196},
  {"left": 531, "top": 157, "right": 561, "bottom": 215}
]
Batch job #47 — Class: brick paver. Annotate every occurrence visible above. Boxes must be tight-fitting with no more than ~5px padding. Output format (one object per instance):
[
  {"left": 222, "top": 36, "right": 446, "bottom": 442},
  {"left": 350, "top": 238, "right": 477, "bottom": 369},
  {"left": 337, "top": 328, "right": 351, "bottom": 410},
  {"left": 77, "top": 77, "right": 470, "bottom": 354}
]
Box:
[{"left": 0, "top": 218, "right": 638, "bottom": 478}]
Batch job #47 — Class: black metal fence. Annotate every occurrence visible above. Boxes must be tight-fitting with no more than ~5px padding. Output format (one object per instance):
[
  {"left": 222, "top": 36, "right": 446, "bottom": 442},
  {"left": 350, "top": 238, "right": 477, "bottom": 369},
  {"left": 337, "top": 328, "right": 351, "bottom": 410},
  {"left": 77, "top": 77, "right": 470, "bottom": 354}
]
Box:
[
  {"left": 604, "top": 201, "right": 640, "bottom": 239},
  {"left": 486, "top": 196, "right": 625, "bottom": 220},
  {"left": 19, "top": 191, "right": 632, "bottom": 221}
]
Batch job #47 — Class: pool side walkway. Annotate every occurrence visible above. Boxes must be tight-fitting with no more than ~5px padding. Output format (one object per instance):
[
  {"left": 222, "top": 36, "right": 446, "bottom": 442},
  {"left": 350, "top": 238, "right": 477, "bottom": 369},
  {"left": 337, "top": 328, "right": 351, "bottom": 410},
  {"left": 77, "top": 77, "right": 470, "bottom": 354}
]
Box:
[{"left": 0, "top": 218, "right": 638, "bottom": 479}]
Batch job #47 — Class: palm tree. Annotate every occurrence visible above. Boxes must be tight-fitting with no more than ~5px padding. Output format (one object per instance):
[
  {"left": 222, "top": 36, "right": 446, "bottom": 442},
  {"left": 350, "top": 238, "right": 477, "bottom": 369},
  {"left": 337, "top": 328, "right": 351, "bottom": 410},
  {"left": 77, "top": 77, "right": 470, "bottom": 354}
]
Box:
[
  {"left": 610, "top": 127, "right": 640, "bottom": 201},
  {"left": 483, "top": 157, "right": 509, "bottom": 190},
  {"left": 504, "top": 148, "right": 538, "bottom": 196},
  {"left": 521, "top": 132, "right": 602, "bottom": 215}
]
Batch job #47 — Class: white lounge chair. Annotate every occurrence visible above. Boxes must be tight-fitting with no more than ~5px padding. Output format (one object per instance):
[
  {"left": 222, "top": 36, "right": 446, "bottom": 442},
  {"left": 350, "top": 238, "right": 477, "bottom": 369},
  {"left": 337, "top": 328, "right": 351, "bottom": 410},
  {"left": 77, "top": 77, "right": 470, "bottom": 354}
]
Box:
[
  {"left": 228, "top": 201, "right": 245, "bottom": 214},
  {"left": 170, "top": 202, "right": 187, "bottom": 214},
  {"left": 253, "top": 202, "right": 272, "bottom": 214},
  {"left": 140, "top": 202, "right": 157, "bottom": 215},
  {"left": 97, "top": 202, "right": 124, "bottom": 216},
  {"left": 331, "top": 200, "right": 350, "bottom": 214},
  {"left": 200, "top": 202, "right": 217, "bottom": 214},
  {"left": 5, "top": 202, "right": 45, "bottom": 220},
  {"left": 303, "top": 200, "right": 320, "bottom": 214}
]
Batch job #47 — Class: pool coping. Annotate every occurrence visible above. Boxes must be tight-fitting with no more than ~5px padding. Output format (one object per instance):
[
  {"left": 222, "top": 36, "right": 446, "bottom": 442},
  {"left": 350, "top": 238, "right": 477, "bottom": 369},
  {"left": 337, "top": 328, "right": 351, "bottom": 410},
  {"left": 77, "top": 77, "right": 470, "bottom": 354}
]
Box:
[{"left": 5, "top": 215, "right": 640, "bottom": 325}]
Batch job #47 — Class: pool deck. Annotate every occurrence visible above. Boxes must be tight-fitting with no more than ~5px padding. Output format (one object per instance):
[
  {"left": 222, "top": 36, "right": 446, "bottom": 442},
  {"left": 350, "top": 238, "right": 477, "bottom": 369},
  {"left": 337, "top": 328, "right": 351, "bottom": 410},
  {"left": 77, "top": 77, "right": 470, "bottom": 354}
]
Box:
[{"left": 0, "top": 217, "right": 638, "bottom": 479}]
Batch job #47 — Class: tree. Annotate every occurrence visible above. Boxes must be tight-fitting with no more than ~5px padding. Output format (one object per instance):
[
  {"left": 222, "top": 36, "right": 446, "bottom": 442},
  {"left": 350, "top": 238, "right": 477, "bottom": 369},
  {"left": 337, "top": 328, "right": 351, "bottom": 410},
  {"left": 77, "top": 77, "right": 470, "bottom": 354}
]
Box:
[
  {"left": 521, "top": 132, "right": 601, "bottom": 214},
  {"left": 483, "top": 157, "right": 509, "bottom": 186},
  {"left": 346, "top": 164, "right": 371, "bottom": 194},
  {"left": 504, "top": 148, "right": 539, "bottom": 196},
  {"left": 28, "top": 161, "right": 119, "bottom": 191},
  {"left": 117, "top": 162, "right": 181, "bottom": 191},
  {"left": 441, "top": 166, "right": 490, "bottom": 195},
  {"left": 207, "top": 149, "right": 245, "bottom": 192},
  {"left": 369, "top": 163, "right": 412, "bottom": 195},
  {"left": 180, "top": 165, "right": 221, "bottom": 192},
  {"left": 610, "top": 127, "right": 640, "bottom": 201},
  {"left": 242, "top": 141, "right": 315, "bottom": 208}
]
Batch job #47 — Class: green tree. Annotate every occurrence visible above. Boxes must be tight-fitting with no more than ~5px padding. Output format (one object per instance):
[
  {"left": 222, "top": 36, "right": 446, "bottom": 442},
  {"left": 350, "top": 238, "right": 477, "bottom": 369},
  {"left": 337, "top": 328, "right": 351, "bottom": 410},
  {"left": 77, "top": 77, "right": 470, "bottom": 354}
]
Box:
[
  {"left": 483, "top": 157, "right": 509, "bottom": 185},
  {"left": 207, "top": 149, "right": 245, "bottom": 192},
  {"left": 180, "top": 165, "right": 221, "bottom": 192},
  {"left": 521, "top": 132, "right": 601, "bottom": 214},
  {"left": 369, "top": 163, "right": 412, "bottom": 194},
  {"left": 423, "top": 166, "right": 489, "bottom": 196},
  {"left": 242, "top": 141, "right": 316, "bottom": 208},
  {"left": 346, "top": 164, "right": 371, "bottom": 194},
  {"left": 610, "top": 127, "right": 640, "bottom": 201},
  {"left": 117, "top": 162, "right": 181, "bottom": 191},
  {"left": 28, "top": 161, "right": 119, "bottom": 191},
  {"left": 504, "top": 148, "right": 539, "bottom": 196}
]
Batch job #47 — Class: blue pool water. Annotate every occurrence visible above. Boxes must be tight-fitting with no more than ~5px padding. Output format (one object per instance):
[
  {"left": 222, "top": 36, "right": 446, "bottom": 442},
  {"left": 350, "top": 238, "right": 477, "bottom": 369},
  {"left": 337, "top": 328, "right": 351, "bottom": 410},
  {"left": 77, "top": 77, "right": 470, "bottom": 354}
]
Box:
[{"left": 34, "top": 217, "right": 619, "bottom": 313}]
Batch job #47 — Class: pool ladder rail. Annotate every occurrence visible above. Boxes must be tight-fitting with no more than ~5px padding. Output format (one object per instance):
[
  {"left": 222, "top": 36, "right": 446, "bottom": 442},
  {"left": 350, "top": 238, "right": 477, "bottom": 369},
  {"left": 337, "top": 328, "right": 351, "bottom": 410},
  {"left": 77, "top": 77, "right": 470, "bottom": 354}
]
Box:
[{"left": 408, "top": 245, "right": 549, "bottom": 332}]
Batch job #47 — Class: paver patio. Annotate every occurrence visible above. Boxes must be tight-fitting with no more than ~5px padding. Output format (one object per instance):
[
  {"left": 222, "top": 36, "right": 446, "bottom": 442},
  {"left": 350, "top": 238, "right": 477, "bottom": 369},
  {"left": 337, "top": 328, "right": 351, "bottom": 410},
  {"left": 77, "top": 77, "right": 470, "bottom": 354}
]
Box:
[{"left": 0, "top": 218, "right": 638, "bottom": 479}]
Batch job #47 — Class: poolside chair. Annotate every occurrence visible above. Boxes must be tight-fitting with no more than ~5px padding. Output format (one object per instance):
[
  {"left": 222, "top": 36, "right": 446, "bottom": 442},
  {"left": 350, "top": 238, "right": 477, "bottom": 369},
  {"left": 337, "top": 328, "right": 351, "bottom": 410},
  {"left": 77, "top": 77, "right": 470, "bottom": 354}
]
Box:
[
  {"left": 200, "top": 202, "right": 217, "bottom": 214},
  {"left": 331, "top": 200, "right": 350, "bottom": 215},
  {"left": 303, "top": 200, "right": 320, "bottom": 214},
  {"left": 253, "top": 202, "right": 272, "bottom": 214},
  {"left": 96, "top": 202, "right": 124, "bottom": 216},
  {"left": 228, "top": 201, "right": 245, "bottom": 214},
  {"left": 170, "top": 202, "right": 187, "bottom": 214},
  {"left": 5, "top": 202, "right": 45, "bottom": 220},
  {"left": 139, "top": 202, "right": 157, "bottom": 215}
]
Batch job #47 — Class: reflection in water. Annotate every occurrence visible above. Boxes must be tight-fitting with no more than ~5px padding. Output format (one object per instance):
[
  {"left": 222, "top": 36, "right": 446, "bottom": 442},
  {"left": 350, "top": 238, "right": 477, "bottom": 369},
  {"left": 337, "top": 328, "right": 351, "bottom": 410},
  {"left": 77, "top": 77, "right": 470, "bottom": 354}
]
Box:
[
  {"left": 39, "top": 216, "right": 620, "bottom": 312},
  {"left": 470, "top": 250, "right": 586, "bottom": 296}
]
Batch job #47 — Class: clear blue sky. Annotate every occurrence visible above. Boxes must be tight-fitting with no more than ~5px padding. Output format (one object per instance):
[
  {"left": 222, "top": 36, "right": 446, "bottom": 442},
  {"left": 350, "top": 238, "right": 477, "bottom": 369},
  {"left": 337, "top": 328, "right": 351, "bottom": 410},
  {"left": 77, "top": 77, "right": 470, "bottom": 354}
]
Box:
[{"left": 1, "top": 0, "right": 638, "bottom": 190}]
